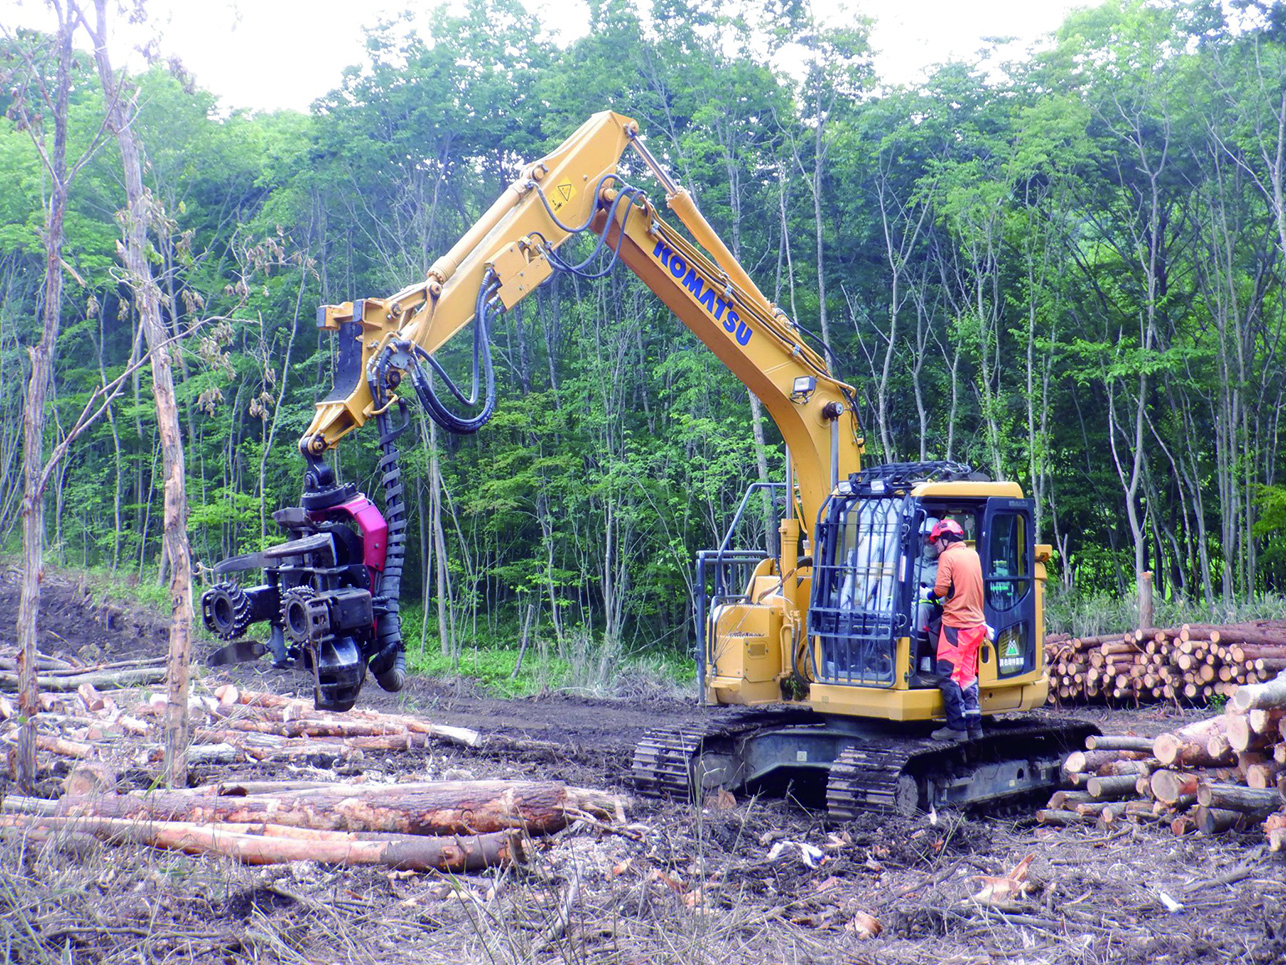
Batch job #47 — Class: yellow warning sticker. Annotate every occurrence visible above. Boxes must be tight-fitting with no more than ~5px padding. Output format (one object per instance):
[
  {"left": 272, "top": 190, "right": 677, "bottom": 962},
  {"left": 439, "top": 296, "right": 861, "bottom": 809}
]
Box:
[{"left": 548, "top": 178, "right": 576, "bottom": 214}]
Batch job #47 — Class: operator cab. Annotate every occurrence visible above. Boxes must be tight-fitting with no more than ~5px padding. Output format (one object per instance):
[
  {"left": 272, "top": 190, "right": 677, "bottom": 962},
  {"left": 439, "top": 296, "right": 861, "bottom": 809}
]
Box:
[{"left": 809, "top": 463, "right": 1037, "bottom": 691}]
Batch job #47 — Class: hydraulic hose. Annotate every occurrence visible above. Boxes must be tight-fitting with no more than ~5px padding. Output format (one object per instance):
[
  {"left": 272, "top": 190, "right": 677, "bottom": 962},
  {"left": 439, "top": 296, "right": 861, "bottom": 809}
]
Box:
[
  {"left": 369, "top": 402, "right": 409, "bottom": 692},
  {"left": 410, "top": 270, "right": 500, "bottom": 434}
]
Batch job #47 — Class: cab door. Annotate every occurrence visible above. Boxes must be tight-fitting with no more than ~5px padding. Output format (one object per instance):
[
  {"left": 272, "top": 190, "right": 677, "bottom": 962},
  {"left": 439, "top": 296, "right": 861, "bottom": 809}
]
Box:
[{"left": 979, "top": 497, "right": 1036, "bottom": 678}]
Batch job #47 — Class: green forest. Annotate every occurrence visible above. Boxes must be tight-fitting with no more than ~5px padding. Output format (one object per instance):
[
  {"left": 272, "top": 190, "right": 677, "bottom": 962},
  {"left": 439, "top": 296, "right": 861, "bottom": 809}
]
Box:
[{"left": 4, "top": 0, "right": 1286, "bottom": 680}]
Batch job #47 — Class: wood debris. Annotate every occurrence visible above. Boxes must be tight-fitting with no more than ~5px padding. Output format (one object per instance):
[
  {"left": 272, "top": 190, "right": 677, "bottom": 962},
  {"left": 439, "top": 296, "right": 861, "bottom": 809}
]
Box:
[{"left": 1041, "top": 670, "right": 1286, "bottom": 849}]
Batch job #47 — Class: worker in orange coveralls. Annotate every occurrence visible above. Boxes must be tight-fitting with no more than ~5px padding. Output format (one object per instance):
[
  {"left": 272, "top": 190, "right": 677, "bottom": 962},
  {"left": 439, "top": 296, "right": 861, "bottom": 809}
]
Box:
[{"left": 919, "top": 519, "right": 989, "bottom": 741}]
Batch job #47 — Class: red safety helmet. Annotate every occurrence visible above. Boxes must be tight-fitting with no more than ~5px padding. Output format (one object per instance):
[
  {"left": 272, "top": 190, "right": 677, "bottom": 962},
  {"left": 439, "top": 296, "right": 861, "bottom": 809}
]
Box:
[{"left": 928, "top": 518, "right": 965, "bottom": 545}]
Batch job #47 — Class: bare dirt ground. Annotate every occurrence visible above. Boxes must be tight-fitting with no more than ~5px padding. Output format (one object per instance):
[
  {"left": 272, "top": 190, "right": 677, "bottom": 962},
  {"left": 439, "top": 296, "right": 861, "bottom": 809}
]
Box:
[{"left": 3, "top": 572, "right": 1285, "bottom": 965}]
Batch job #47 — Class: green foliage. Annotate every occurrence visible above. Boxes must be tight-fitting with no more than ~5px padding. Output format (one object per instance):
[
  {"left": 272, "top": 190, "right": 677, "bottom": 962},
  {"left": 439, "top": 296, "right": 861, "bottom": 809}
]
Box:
[{"left": 4, "top": 0, "right": 1286, "bottom": 686}]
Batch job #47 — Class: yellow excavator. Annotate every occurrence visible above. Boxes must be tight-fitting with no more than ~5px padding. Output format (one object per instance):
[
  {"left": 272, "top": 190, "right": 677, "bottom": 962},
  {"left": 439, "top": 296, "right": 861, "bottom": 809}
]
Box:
[{"left": 201, "top": 111, "right": 1093, "bottom": 815}]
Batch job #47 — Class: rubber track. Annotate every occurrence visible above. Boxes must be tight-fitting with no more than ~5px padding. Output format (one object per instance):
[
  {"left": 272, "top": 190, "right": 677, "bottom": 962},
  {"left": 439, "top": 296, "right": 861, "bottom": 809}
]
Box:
[
  {"left": 632, "top": 708, "right": 819, "bottom": 801},
  {"left": 826, "top": 717, "right": 1098, "bottom": 819},
  {"left": 635, "top": 711, "right": 1097, "bottom": 818}
]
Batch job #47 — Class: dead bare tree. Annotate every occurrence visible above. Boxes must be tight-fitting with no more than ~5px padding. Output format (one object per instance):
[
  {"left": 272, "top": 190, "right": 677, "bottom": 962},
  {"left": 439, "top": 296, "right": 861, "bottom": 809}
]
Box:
[
  {"left": 86, "top": 0, "right": 195, "bottom": 786},
  {"left": 2, "top": 0, "right": 116, "bottom": 792}
]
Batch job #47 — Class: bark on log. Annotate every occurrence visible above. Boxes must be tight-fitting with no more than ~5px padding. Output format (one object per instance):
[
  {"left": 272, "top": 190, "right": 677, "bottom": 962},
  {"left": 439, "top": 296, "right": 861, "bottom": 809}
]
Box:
[
  {"left": 1048, "top": 790, "right": 1093, "bottom": 809},
  {"left": 1195, "top": 782, "right": 1282, "bottom": 812},
  {"left": 1085, "top": 735, "right": 1155, "bottom": 752},
  {"left": 1037, "top": 809, "right": 1089, "bottom": 825},
  {"left": 1073, "top": 801, "right": 1114, "bottom": 816},
  {"left": 35, "top": 734, "right": 92, "bottom": 759},
  {"left": 1063, "top": 749, "right": 1146, "bottom": 774},
  {"left": 0, "top": 667, "right": 167, "bottom": 692},
  {"left": 57, "top": 780, "right": 625, "bottom": 835},
  {"left": 1086, "top": 775, "right": 1142, "bottom": 800},
  {"left": 0, "top": 815, "right": 523, "bottom": 871},
  {"left": 1194, "top": 806, "right": 1249, "bottom": 834},
  {"left": 1230, "top": 672, "right": 1286, "bottom": 713}
]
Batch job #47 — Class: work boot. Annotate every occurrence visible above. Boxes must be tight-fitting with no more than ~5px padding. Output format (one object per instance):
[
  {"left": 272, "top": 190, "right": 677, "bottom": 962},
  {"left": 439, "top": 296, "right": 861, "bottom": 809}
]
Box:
[
  {"left": 931, "top": 726, "right": 967, "bottom": 742},
  {"left": 967, "top": 724, "right": 984, "bottom": 741}
]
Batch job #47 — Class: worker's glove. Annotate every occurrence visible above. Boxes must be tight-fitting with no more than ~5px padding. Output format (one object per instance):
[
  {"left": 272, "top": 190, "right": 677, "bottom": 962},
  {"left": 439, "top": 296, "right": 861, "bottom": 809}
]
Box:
[
  {"left": 918, "top": 586, "right": 937, "bottom": 604},
  {"left": 984, "top": 623, "right": 996, "bottom": 642}
]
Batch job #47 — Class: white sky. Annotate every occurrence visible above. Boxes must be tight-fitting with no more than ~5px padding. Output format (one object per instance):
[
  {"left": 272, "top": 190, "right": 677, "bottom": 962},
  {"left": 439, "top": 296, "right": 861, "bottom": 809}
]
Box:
[{"left": 0, "top": 0, "right": 1098, "bottom": 113}]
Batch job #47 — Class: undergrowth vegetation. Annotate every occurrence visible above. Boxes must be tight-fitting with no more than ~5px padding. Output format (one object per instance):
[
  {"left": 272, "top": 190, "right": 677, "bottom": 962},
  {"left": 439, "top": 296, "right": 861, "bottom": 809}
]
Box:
[
  {"left": 400, "top": 604, "right": 694, "bottom": 698},
  {"left": 1043, "top": 585, "right": 1286, "bottom": 638}
]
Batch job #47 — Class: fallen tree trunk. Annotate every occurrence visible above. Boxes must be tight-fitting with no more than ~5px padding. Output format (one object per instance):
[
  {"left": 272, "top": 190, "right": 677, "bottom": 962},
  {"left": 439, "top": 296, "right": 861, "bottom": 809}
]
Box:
[
  {"left": 0, "top": 667, "right": 166, "bottom": 693},
  {"left": 34, "top": 734, "right": 92, "bottom": 759},
  {"left": 0, "top": 814, "right": 523, "bottom": 871},
  {"left": 57, "top": 780, "right": 625, "bottom": 836}
]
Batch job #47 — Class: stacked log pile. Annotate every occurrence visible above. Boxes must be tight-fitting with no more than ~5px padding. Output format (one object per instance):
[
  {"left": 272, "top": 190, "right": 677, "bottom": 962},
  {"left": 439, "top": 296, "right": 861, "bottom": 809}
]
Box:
[
  {"left": 1, "top": 679, "right": 633, "bottom": 870},
  {"left": 1038, "top": 671, "right": 1286, "bottom": 850},
  {"left": 1044, "top": 620, "right": 1286, "bottom": 706}
]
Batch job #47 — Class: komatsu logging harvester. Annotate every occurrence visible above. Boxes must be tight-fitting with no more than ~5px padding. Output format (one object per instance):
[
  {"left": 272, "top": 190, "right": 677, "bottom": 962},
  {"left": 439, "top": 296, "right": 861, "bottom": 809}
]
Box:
[{"left": 202, "top": 112, "right": 1093, "bottom": 816}]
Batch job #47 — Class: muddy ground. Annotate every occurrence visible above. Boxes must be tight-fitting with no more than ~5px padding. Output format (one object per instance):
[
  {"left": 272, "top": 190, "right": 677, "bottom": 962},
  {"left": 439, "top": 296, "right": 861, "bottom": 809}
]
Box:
[{"left": 3, "top": 570, "right": 1285, "bottom": 965}]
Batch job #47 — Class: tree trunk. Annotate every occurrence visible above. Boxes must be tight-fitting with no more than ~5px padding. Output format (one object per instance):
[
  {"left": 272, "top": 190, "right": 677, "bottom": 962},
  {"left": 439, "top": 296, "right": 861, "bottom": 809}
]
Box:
[
  {"left": 14, "top": 8, "right": 77, "bottom": 794},
  {"left": 89, "top": 0, "right": 194, "bottom": 788},
  {"left": 1138, "top": 571, "right": 1154, "bottom": 631},
  {"left": 2, "top": 814, "right": 523, "bottom": 872},
  {"left": 58, "top": 780, "right": 622, "bottom": 836}
]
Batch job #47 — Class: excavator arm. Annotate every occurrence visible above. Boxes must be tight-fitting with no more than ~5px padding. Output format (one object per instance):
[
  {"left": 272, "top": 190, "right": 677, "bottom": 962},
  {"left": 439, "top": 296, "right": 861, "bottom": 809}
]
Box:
[
  {"left": 300, "top": 111, "right": 861, "bottom": 527},
  {"left": 202, "top": 110, "right": 863, "bottom": 712}
]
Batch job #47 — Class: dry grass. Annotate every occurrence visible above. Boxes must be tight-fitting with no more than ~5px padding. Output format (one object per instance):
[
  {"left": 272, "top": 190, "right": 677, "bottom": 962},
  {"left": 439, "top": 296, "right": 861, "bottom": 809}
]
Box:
[{"left": 4, "top": 781, "right": 1286, "bottom": 965}]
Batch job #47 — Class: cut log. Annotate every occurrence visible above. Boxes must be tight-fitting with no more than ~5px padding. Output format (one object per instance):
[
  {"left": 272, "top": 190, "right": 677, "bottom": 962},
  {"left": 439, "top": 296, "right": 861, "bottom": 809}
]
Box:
[
  {"left": 1230, "top": 672, "right": 1286, "bottom": 713},
  {"left": 1103, "top": 759, "right": 1153, "bottom": 777},
  {"left": 1245, "top": 761, "right": 1283, "bottom": 790},
  {"left": 57, "top": 780, "right": 626, "bottom": 836},
  {"left": 1267, "top": 813, "right": 1286, "bottom": 851},
  {"left": 1085, "top": 735, "right": 1155, "bottom": 752},
  {"left": 1086, "top": 775, "right": 1143, "bottom": 800},
  {"left": 1123, "top": 800, "right": 1157, "bottom": 819},
  {"left": 35, "top": 734, "right": 92, "bottom": 759},
  {"left": 1037, "top": 809, "right": 1088, "bottom": 825},
  {"left": 1048, "top": 790, "right": 1093, "bottom": 809},
  {"left": 1226, "top": 715, "right": 1271, "bottom": 753},
  {"left": 0, "top": 667, "right": 167, "bottom": 692},
  {"left": 1073, "top": 801, "right": 1113, "bottom": 816},
  {"left": 0, "top": 815, "right": 522, "bottom": 871},
  {"left": 1154, "top": 717, "right": 1235, "bottom": 767},
  {"left": 1151, "top": 770, "right": 1200, "bottom": 804},
  {"left": 1194, "top": 806, "right": 1249, "bottom": 834},
  {"left": 1064, "top": 749, "right": 1146, "bottom": 774},
  {"left": 1096, "top": 804, "right": 1124, "bottom": 828},
  {"left": 1195, "top": 782, "right": 1282, "bottom": 812}
]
